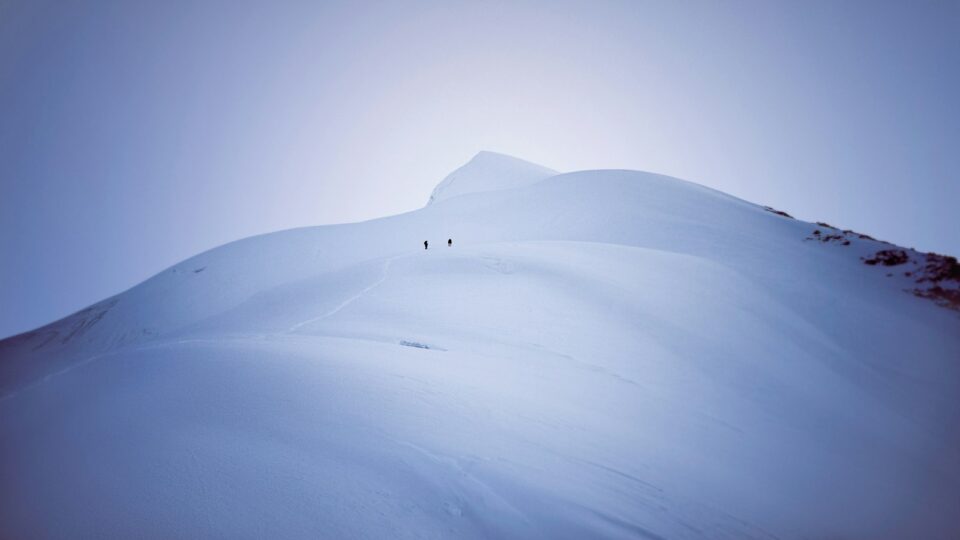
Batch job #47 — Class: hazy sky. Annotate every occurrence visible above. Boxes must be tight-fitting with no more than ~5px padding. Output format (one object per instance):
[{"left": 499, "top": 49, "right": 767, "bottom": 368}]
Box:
[{"left": 1, "top": 0, "right": 958, "bottom": 339}]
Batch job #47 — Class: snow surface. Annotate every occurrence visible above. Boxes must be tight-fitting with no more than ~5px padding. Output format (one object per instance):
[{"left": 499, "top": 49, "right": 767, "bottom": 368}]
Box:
[
  {"left": 2, "top": 152, "right": 959, "bottom": 539},
  {"left": 427, "top": 151, "right": 557, "bottom": 205}
]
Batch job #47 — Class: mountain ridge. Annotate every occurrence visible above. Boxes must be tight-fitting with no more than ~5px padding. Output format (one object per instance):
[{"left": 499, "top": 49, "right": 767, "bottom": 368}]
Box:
[{"left": 1, "top": 153, "right": 958, "bottom": 539}]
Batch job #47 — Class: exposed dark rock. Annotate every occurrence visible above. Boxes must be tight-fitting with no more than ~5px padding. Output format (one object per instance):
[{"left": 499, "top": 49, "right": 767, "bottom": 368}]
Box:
[
  {"left": 0, "top": 298, "right": 120, "bottom": 354},
  {"left": 918, "top": 253, "right": 960, "bottom": 284},
  {"left": 864, "top": 250, "right": 909, "bottom": 266},
  {"left": 763, "top": 206, "right": 794, "bottom": 219},
  {"left": 803, "top": 218, "right": 957, "bottom": 312},
  {"left": 858, "top": 249, "right": 960, "bottom": 311},
  {"left": 807, "top": 228, "right": 852, "bottom": 245},
  {"left": 914, "top": 286, "right": 960, "bottom": 311}
]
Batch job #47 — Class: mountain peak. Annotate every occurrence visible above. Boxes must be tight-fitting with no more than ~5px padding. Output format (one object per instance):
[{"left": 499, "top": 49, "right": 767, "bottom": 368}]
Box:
[{"left": 427, "top": 151, "right": 557, "bottom": 205}]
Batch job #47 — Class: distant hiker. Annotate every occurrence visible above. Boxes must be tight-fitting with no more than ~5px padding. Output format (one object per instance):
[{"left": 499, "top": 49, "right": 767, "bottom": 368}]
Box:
[
  {"left": 448, "top": 238, "right": 452, "bottom": 247},
  {"left": 424, "top": 240, "right": 428, "bottom": 250}
]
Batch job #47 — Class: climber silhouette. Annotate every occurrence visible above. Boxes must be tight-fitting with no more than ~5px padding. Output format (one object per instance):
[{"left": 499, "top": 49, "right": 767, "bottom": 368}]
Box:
[
  {"left": 448, "top": 238, "right": 452, "bottom": 247},
  {"left": 424, "top": 240, "right": 428, "bottom": 250}
]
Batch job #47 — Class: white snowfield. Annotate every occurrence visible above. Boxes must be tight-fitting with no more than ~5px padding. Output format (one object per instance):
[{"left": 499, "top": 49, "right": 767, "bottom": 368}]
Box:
[{"left": 2, "top": 152, "right": 958, "bottom": 539}]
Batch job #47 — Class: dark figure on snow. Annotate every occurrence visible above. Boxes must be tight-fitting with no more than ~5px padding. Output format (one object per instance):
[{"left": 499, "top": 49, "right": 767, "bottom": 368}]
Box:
[
  {"left": 424, "top": 240, "right": 428, "bottom": 250},
  {"left": 448, "top": 238, "right": 452, "bottom": 247}
]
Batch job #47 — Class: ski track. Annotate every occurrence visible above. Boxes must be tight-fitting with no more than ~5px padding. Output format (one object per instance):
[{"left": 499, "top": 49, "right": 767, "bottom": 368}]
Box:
[
  {"left": 1, "top": 254, "right": 398, "bottom": 403},
  {"left": 288, "top": 255, "right": 396, "bottom": 333}
]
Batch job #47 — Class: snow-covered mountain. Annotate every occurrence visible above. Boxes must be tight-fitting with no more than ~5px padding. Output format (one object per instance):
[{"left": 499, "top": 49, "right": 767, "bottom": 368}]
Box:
[{"left": 2, "top": 152, "right": 958, "bottom": 539}]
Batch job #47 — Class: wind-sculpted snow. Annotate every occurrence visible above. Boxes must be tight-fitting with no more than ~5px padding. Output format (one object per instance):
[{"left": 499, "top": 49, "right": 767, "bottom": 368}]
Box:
[
  {"left": 427, "top": 151, "right": 557, "bottom": 205},
  {"left": 2, "top": 154, "right": 959, "bottom": 539}
]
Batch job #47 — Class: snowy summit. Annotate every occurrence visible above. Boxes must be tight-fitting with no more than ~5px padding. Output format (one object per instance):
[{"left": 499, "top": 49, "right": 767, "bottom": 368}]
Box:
[
  {"left": 427, "top": 151, "right": 557, "bottom": 204},
  {"left": 1, "top": 152, "right": 959, "bottom": 539}
]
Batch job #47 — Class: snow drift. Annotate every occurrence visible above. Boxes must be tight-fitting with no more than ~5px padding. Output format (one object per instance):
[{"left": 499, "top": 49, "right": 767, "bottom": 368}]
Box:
[{"left": 2, "top": 152, "right": 959, "bottom": 539}]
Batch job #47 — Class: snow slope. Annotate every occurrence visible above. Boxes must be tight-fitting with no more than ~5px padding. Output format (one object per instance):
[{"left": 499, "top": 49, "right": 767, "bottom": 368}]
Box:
[{"left": 2, "top": 153, "right": 959, "bottom": 539}]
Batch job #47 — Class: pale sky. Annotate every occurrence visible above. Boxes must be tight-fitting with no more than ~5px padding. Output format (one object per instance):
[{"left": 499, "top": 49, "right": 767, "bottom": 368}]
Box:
[{"left": 1, "top": 0, "right": 958, "bottom": 339}]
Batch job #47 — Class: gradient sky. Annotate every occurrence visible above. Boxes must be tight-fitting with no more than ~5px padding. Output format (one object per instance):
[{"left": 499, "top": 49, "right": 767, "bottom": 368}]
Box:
[{"left": 1, "top": 0, "right": 958, "bottom": 339}]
